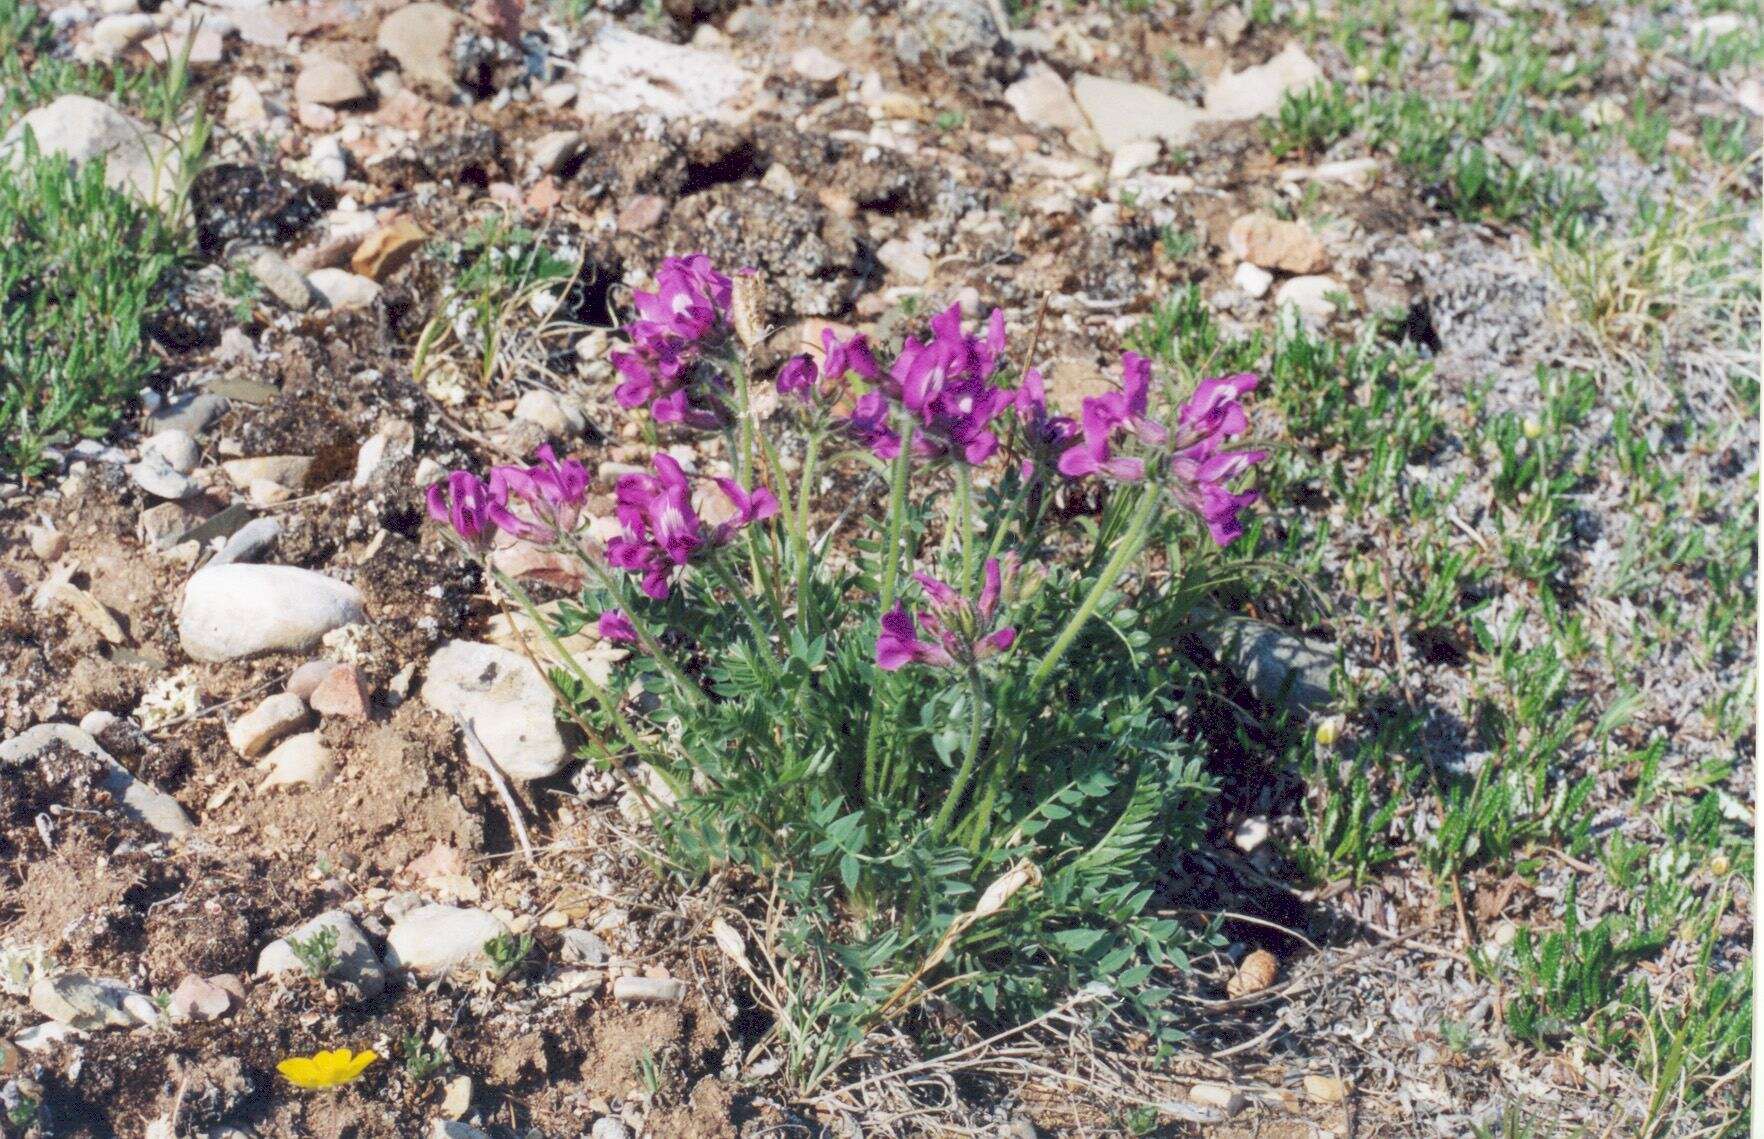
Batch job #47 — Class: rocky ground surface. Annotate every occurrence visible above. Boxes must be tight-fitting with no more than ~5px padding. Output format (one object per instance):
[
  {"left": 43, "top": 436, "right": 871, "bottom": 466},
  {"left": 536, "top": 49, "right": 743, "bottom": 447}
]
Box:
[{"left": 0, "top": 0, "right": 1757, "bottom": 1135}]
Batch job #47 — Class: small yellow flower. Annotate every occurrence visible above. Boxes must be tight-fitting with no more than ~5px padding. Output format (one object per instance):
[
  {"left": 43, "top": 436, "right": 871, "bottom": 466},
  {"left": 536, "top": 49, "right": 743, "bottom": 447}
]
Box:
[
  {"left": 1710, "top": 853, "right": 1731, "bottom": 877},
  {"left": 1521, "top": 415, "right": 1544, "bottom": 440},
  {"left": 277, "top": 1047, "right": 377, "bottom": 1089}
]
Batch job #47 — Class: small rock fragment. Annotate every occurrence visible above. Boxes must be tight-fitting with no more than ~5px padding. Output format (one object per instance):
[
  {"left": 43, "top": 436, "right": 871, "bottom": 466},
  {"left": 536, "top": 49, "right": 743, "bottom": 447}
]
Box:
[
  {"left": 440, "top": 1075, "right": 472, "bottom": 1119},
  {"left": 227, "top": 691, "right": 311, "bottom": 758},
  {"left": 249, "top": 250, "right": 313, "bottom": 310},
  {"left": 167, "top": 974, "right": 234, "bottom": 1021},
  {"left": 257, "top": 910, "right": 385, "bottom": 996},
  {"left": 377, "top": 2, "right": 462, "bottom": 96},
  {"left": 143, "top": 429, "right": 201, "bottom": 474},
  {"left": 351, "top": 216, "right": 426, "bottom": 281},
  {"left": 129, "top": 451, "right": 198, "bottom": 500},
  {"left": 212, "top": 517, "right": 282, "bottom": 565},
  {"left": 1227, "top": 213, "right": 1329, "bottom": 274},
  {"left": 1188, "top": 1083, "right": 1244, "bottom": 1115},
  {"left": 308, "top": 267, "right": 382, "bottom": 310},
  {"left": 1226, "top": 948, "right": 1278, "bottom": 998},
  {"left": 1072, "top": 73, "right": 1204, "bottom": 153},
  {"left": 310, "top": 663, "right": 369, "bottom": 719},
  {"left": 179, "top": 564, "right": 364, "bottom": 662},
  {"left": 420, "top": 641, "right": 566, "bottom": 781},
  {"left": 294, "top": 57, "right": 368, "bottom": 107},
  {"left": 258, "top": 731, "right": 335, "bottom": 789},
  {"left": 30, "top": 974, "right": 140, "bottom": 1031},
  {"left": 1233, "top": 262, "right": 1273, "bottom": 299},
  {"left": 383, "top": 904, "right": 507, "bottom": 976},
  {"left": 1273, "top": 275, "right": 1346, "bottom": 323},
  {"left": 612, "top": 975, "right": 683, "bottom": 1003},
  {"left": 1304, "top": 1074, "right": 1347, "bottom": 1103}
]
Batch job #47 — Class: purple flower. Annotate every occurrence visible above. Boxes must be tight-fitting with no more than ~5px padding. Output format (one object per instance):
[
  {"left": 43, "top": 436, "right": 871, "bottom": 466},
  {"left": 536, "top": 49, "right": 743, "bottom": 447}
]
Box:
[
  {"left": 1012, "top": 367, "right": 1079, "bottom": 480},
  {"left": 426, "top": 471, "right": 495, "bottom": 548},
  {"left": 776, "top": 355, "right": 817, "bottom": 398},
  {"left": 849, "top": 304, "right": 1012, "bottom": 465},
  {"left": 611, "top": 254, "right": 735, "bottom": 427},
  {"left": 876, "top": 557, "right": 1018, "bottom": 671},
  {"left": 607, "top": 453, "right": 779, "bottom": 599},
  {"left": 597, "top": 610, "right": 639, "bottom": 644},
  {"left": 780, "top": 329, "right": 880, "bottom": 405},
  {"left": 482, "top": 444, "right": 592, "bottom": 540}
]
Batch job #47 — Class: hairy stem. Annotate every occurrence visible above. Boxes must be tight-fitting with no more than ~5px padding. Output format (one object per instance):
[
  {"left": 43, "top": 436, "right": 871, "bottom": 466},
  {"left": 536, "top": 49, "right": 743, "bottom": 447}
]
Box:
[
  {"left": 930, "top": 666, "right": 990, "bottom": 840},
  {"left": 862, "top": 419, "right": 916, "bottom": 800}
]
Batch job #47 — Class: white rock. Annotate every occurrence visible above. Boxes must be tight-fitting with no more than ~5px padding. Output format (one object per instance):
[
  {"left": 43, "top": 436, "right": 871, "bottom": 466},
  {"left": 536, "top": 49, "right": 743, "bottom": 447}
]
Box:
[
  {"left": 143, "top": 429, "right": 200, "bottom": 474},
  {"left": 14, "top": 1021, "right": 79, "bottom": 1052},
  {"left": 257, "top": 910, "right": 385, "bottom": 995},
  {"left": 1072, "top": 74, "right": 1204, "bottom": 153},
  {"left": 575, "top": 27, "right": 756, "bottom": 121},
  {"left": 30, "top": 974, "right": 141, "bottom": 1030},
  {"left": 2, "top": 95, "right": 181, "bottom": 209},
  {"left": 0, "top": 723, "right": 192, "bottom": 835},
  {"left": 1233, "top": 262, "right": 1273, "bottom": 299},
  {"left": 420, "top": 641, "right": 566, "bottom": 780},
  {"left": 1108, "top": 139, "right": 1161, "bottom": 181},
  {"left": 383, "top": 904, "right": 506, "bottom": 976},
  {"left": 294, "top": 57, "right": 368, "bottom": 106},
  {"left": 89, "top": 12, "right": 154, "bottom": 56},
  {"left": 1281, "top": 157, "right": 1380, "bottom": 190},
  {"left": 513, "top": 389, "right": 584, "bottom": 436},
  {"left": 1274, "top": 274, "right": 1346, "bottom": 323},
  {"left": 213, "top": 517, "right": 282, "bottom": 565},
  {"left": 178, "top": 563, "right": 364, "bottom": 662},
  {"left": 258, "top": 731, "right": 334, "bottom": 789},
  {"left": 129, "top": 450, "right": 198, "bottom": 500},
  {"left": 250, "top": 249, "right": 313, "bottom": 310},
  {"left": 876, "top": 238, "right": 932, "bottom": 284},
  {"left": 221, "top": 455, "right": 312, "bottom": 490},
  {"left": 1690, "top": 13, "right": 1743, "bottom": 39},
  {"left": 378, "top": 2, "right": 461, "bottom": 95},
  {"left": 309, "top": 136, "right": 347, "bottom": 185},
  {"left": 1203, "top": 44, "right": 1322, "bottom": 121},
  {"left": 539, "top": 82, "right": 577, "bottom": 108},
  {"left": 227, "top": 692, "right": 311, "bottom": 758},
  {"left": 590, "top": 1120, "right": 631, "bottom": 1139},
  {"left": 612, "top": 975, "right": 683, "bottom": 1003},
  {"left": 167, "top": 974, "right": 233, "bottom": 1020},
  {"left": 1004, "top": 66, "right": 1089, "bottom": 135},
  {"left": 308, "top": 268, "right": 382, "bottom": 310},
  {"left": 790, "top": 46, "right": 845, "bottom": 83},
  {"left": 225, "top": 75, "right": 272, "bottom": 129},
  {"left": 529, "top": 129, "right": 583, "bottom": 176},
  {"left": 440, "top": 1075, "right": 473, "bottom": 1118}
]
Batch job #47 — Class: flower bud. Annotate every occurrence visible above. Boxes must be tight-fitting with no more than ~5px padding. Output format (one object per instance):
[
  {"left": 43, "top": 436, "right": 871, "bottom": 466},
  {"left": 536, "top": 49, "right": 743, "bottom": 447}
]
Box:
[
  {"left": 730, "top": 272, "right": 768, "bottom": 349},
  {"left": 1521, "top": 415, "right": 1543, "bottom": 440},
  {"left": 1315, "top": 715, "right": 1344, "bottom": 747}
]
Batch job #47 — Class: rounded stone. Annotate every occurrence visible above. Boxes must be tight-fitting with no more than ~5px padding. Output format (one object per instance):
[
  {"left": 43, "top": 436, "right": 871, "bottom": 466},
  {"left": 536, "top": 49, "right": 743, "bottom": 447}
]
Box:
[{"left": 178, "top": 564, "right": 365, "bottom": 662}]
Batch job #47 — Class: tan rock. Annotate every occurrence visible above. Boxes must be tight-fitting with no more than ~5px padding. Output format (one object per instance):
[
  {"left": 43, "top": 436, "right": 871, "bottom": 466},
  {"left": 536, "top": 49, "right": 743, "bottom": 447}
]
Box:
[
  {"left": 1226, "top": 213, "right": 1329, "bottom": 274},
  {"left": 222, "top": 455, "right": 313, "bottom": 491},
  {"left": 293, "top": 57, "right": 368, "bottom": 107},
  {"left": 350, "top": 216, "right": 426, "bottom": 281},
  {"left": 310, "top": 662, "right": 370, "bottom": 718}
]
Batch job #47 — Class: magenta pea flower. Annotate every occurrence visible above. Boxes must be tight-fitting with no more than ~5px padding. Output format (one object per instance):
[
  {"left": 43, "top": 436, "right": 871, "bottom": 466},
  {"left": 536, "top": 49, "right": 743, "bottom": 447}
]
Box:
[
  {"left": 607, "top": 453, "right": 779, "bottom": 600},
  {"left": 426, "top": 471, "right": 496, "bottom": 549},
  {"left": 610, "top": 254, "right": 734, "bottom": 428},
  {"left": 780, "top": 329, "right": 879, "bottom": 404},
  {"left": 876, "top": 557, "right": 1017, "bottom": 671},
  {"left": 847, "top": 304, "right": 1011, "bottom": 465},
  {"left": 597, "top": 610, "right": 639, "bottom": 644}
]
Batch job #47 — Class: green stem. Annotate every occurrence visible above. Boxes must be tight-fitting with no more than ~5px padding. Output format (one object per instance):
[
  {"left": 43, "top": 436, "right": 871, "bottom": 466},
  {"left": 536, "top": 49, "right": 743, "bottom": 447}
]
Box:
[
  {"left": 862, "top": 419, "right": 915, "bottom": 800},
  {"left": 930, "top": 666, "right": 989, "bottom": 840},
  {"left": 492, "top": 569, "right": 652, "bottom": 761},
  {"left": 1025, "top": 487, "right": 1161, "bottom": 700},
  {"left": 794, "top": 431, "right": 822, "bottom": 637},
  {"left": 558, "top": 538, "right": 704, "bottom": 709},
  {"left": 709, "top": 557, "right": 779, "bottom": 672},
  {"left": 955, "top": 464, "right": 976, "bottom": 600}
]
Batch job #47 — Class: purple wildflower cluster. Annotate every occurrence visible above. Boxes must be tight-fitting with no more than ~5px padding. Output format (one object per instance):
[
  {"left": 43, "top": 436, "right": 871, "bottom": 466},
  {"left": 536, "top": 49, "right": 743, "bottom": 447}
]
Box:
[
  {"left": 606, "top": 453, "right": 779, "bottom": 600},
  {"left": 842, "top": 304, "right": 1014, "bottom": 465},
  {"left": 426, "top": 444, "right": 590, "bottom": 549},
  {"left": 777, "top": 327, "right": 881, "bottom": 403},
  {"left": 876, "top": 558, "right": 1017, "bottom": 671},
  {"left": 610, "top": 254, "right": 734, "bottom": 429},
  {"left": 1039, "top": 351, "right": 1267, "bottom": 546}
]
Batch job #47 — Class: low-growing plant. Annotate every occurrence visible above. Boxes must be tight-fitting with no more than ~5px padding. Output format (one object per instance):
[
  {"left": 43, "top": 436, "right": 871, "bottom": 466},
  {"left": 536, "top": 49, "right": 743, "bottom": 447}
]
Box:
[
  {"left": 287, "top": 926, "right": 340, "bottom": 979},
  {"left": 399, "top": 1032, "right": 447, "bottom": 1081},
  {"left": 426, "top": 254, "right": 1270, "bottom": 1085},
  {"left": 482, "top": 931, "right": 533, "bottom": 979}
]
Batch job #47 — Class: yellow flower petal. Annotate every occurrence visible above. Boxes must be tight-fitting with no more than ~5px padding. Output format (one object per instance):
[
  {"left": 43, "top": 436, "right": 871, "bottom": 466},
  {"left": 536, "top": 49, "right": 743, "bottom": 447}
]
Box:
[
  {"left": 342, "top": 1050, "right": 377, "bottom": 1079},
  {"left": 276, "top": 1058, "right": 325, "bottom": 1088}
]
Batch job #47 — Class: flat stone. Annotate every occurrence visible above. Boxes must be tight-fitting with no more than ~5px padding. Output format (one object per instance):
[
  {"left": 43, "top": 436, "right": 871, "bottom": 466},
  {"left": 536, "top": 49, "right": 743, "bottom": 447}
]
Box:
[
  {"left": 227, "top": 692, "right": 311, "bottom": 758},
  {"left": 1004, "top": 66, "right": 1088, "bottom": 135},
  {"left": 212, "top": 516, "right": 282, "bottom": 565},
  {"left": 143, "top": 429, "right": 200, "bottom": 474},
  {"left": 294, "top": 57, "right": 368, "bottom": 107},
  {"left": 90, "top": 12, "right": 154, "bottom": 55},
  {"left": 1204, "top": 44, "right": 1322, "bottom": 121},
  {"left": 575, "top": 27, "right": 756, "bottom": 121},
  {"left": 129, "top": 451, "right": 198, "bottom": 500},
  {"left": 351, "top": 216, "right": 426, "bottom": 281},
  {"left": 287, "top": 660, "right": 339, "bottom": 700},
  {"left": 308, "top": 267, "right": 382, "bottom": 310},
  {"left": 529, "top": 130, "right": 583, "bottom": 176},
  {"left": 1273, "top": 274, "right": 1346, "bottom": 323},
  {"left": 178, "top": 563, "right": 364, "bottom": 662},
  {"left": 149, "top": 392, "right": 228, "bottom": 437},
  {"left": 249, "top": 250, "right": 313, "bottom": 310},
  {"left": 383, "top": 904, "right": 506, "bottom": 976},
  {"left": 221, "top": 455, "right": 312, "bottom": 491},
  {"left": 256, "top": 909, "right": 385, "bottom": 997},
  {"left": 420, "top": 641, "right": 565, "bottom": 780},
  {"left": 377, "top": 2, "right": 461, "bottom": 96},
  {"left": 612, "top": 975, "right": 683, "bottom": 1003},
  {"left": 790, "top": 46, "right": 845, "bottom": 83},
  {"left": 310, "top": 663, "right": 369, "bottom": 718},
  {"left": 876, "top": 239, "right": 932, "bottom": 284},
  {"left": 258, "top": 731, "right": 335, "bottom": 789},
  {"left": 1197, "top": 614, "right": 1334, "bottom": 712},
  {"left": 30, "top": 974, "right": 142, "bottom": 1030},
  {"left": 0, "top": 723, "right": 192, "bottom": 835},
  {"left": 1108, "top": 139, "right": 1161, "bottom": 180},
  {"left": 1072, "top": 73, "right": 1204, "bottom": 153},
  {"left": 174, "top": 502, "right": 253, "bottom": 549},
  {"left": 167, "top": 974, "right": 234, "bottom": 1020},
  {"left": 512, "top": 389, "right": 583, "bottom": 436},
  {"left": 2, "top": 95, "right": 182, "bottom": 209}
]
